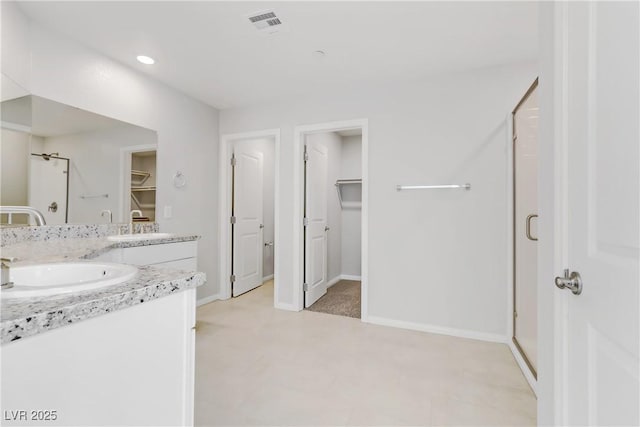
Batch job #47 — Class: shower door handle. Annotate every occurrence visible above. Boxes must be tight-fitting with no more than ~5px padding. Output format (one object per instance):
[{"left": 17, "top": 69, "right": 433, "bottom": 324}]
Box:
[{"left": 525, "top": 214, "right": 538, "bottom": 241}]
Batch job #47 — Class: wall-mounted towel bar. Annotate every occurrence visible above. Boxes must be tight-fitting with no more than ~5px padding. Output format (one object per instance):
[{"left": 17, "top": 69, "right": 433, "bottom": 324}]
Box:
[
  {"left": 396, "top": 184, "right": 471, "bottom": 191},
  {"left": 79, "top": 193, "right": 109, "bottom": 199}
]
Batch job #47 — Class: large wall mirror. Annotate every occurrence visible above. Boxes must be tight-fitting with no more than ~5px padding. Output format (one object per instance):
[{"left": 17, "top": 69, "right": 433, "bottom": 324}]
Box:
[{"left": 1, "top": 91, "right": 158, "bottom": 226}]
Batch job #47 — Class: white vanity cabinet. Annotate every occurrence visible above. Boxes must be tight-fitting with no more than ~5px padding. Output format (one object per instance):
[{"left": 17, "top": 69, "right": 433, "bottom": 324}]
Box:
[
  {"left": 1, "top": 289, "right": 197, "bottom": 427},
  {"left": 97, "top": 240, "right": 198, "bottom": 270}
]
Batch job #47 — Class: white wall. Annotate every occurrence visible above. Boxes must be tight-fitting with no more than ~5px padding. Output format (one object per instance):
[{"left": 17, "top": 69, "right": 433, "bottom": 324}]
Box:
[
  {"left": 42, "top": 125, "right": 156, "bottom": 224},
  {"left": 340, "top": 135, "right": 362, "bottom": 278},
  {"left": 233, "top": 137, "right": 275, "bottom": 279},
  {"left": 0, "top": 128, "right": 29, "bottom": 207},
  {"left": 2, "top": 3, "right": 220, "bottom": 300},
  {"left": 221, "top": 61, "right": 537, "bottom": 338},
  {"left": 0, "top": 2, "right": 31, "bottom": 92},
  {"left": 306, "top": 132, "right": 343, "bottom": 283}
]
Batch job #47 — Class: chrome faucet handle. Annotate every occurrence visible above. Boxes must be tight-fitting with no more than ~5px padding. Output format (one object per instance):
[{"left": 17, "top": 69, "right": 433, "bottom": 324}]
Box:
[
  {"left": 1, "top": 257, "right": 15, "bottom": 289},
  {"left": 101, "top": 210, "right": 113, "bottom": 223},
  {"left": 129, "top": 210, "right": 144, "bottom": 234}
]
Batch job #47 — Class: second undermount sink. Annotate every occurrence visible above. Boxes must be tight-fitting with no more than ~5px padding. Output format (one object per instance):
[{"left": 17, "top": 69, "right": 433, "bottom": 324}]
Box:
[
  {"left": 1, "top": 262, "right": 138, "bottom": 299},
  {"left": 107, "top": 232, "right": 173, "bottom": 242}
]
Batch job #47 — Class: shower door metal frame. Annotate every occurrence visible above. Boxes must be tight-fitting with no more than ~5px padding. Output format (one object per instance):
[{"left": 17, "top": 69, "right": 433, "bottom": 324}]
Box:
[
  {"left": 512, "top": 78, "right": 539, "bottom": 380},
  {"left": 30, "top": 153, "right": 70, "bottom": 224}
]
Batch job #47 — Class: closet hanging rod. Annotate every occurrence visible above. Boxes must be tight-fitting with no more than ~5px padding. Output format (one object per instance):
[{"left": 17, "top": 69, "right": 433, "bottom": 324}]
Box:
[
  {"left": 335, "top": 179, "right": 362, "bottom": 185},
  {"left": 396, "top": 184, "right": 471, "bottom": 191},
  {"left": 79, "top": 193, "right": 109, "bottom": 199}
]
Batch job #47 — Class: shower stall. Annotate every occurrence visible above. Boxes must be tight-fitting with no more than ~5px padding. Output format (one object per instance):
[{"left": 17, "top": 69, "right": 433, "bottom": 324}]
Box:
[
  {"left": 29, "top": 152, "right": 70, "bottom": 224},
  {"left": 512, "top": 79, "right": 539, "bottom": 378}
]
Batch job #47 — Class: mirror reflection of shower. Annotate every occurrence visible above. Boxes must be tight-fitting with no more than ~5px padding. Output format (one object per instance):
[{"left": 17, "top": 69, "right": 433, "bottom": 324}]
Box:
[
  {"left": 1, "top": 95, "right": 158, "bottom": 225},
  {"left": 30, "top": 152, "right": 70, "bottom": 224},
  {"left": 40, "top": 152, "right": 59, "bottom": 161}
]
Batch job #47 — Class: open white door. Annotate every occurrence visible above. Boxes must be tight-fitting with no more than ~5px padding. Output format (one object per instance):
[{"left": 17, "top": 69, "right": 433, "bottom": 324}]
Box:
[
  {"left": 304, "top": 141, "right": 328, "bottom": 307},
  {"left": 556, "top": 2, "right": 639, "bottom": 424},
  {"left": 231, "top": 146, "right": 264, "bottom": 297}
]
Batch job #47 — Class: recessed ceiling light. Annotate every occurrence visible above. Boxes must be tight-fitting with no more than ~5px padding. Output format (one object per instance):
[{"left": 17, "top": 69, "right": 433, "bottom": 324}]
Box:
[
  {"left": 312, "top": 50, "right": 326, "bottom": 59},
  {"left": 136, "top": 55, "right": 155, "bottom": 65}
]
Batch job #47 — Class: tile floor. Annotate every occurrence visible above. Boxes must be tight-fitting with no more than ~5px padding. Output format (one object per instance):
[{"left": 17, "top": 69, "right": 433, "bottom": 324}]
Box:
[{"left": 194, "top": 281, "right": 536, "bottom": 426}]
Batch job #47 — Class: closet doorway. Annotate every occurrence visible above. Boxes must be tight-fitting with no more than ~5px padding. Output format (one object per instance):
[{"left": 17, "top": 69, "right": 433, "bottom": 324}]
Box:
[
  {"left": 512, "top": 79, "right": 539, "bottom": 379},
  {"left": 293, "top": 120, "right": 368, "bottom": 319},
  {"left": 121, "top": 144, "right": 157, "bottom": 224},
  {"left": 219, "top": 130, "right": 280, "bottom": 301}
]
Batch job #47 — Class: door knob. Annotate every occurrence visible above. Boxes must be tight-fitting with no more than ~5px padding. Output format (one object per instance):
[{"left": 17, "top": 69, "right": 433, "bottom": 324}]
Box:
[
  {"left": 555, "top": 269, "right": 583, "bottom": 295},
  {"left": 48, "top": 201, "right": 58, "bottom": 213}
]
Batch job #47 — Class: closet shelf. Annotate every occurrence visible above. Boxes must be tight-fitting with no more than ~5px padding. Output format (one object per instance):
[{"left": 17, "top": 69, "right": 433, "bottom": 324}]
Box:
[
  {"left": 335, "top": 178, "right": 362, "bottom": 209},
  {"left": 131, "top": 186, "right": 156, "bottom": 192},
  {"left": 131, "top": 170, "right": 150, "bottom": 177},
  {"left": 131, "top": 170, "right": 151, "bottom": 186}
]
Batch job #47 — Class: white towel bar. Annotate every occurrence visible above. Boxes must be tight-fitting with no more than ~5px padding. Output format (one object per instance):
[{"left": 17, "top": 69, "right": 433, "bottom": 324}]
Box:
[{"left": 396, "top": 184, "right": 471, "bottom": 191}]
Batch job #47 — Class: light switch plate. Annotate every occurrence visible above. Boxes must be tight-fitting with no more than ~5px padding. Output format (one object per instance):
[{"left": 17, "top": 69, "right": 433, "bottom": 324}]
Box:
[{"left": 164, "top": 206, "right": 172, "bottom": 219}]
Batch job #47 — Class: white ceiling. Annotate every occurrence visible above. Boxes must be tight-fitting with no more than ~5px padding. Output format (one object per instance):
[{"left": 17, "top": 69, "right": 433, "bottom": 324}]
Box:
[{"left": 18, "top": 2, "right": 538, "bottom": 110}]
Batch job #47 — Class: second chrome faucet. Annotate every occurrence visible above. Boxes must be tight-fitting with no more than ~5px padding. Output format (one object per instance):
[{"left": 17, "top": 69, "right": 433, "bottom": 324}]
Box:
[{"left": 130, "top": 210, "right": 143, "bottom": 234}]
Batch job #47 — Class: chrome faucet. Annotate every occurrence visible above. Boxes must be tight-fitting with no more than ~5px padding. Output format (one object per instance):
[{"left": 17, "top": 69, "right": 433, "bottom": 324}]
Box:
[
  {"left": 101, "top": 209, "right": 113, "bottom": 224},
  {"left": 130, "top": 210, "right": 143, "bottom": 234},
  {"left": 1, "top": 257, "right": 17, "bottom": 290}
]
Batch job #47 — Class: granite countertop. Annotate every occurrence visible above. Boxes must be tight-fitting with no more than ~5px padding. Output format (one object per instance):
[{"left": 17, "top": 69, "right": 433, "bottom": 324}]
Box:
[{"left": 1, "top": 233, "right": 205, "bottom": 344}]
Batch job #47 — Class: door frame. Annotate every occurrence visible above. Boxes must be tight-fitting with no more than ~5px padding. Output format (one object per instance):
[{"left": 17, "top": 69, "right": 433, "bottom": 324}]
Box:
[
  {"left": 218, "top": 129, "right": 281, "bottom": 302},
  {"left": 538, "top": 2, "right": 569, "bottom": 424},
  {"left": 292, "top": 119, "right": 369, "bottom": 319}
]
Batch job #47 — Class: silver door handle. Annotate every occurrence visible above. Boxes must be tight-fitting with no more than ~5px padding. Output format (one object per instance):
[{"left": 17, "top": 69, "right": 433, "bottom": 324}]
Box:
[
  {"left": 264, "top": 242, "right": 274, "bottom": 247},
  {"left": 555, "top": 269, "right": 582, "bottom": 295},
  {"left": 526, "top": 214, "right": 538, "bottom": 241}
]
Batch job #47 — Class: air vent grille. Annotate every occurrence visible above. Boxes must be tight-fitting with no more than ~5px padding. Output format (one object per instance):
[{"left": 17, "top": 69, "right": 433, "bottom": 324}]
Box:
[
  {"left": 249, "top": 12, "right": 276, "bottom": 23},
  {"left": 248, "top": 10, "right": 283, "bottom": 32}
]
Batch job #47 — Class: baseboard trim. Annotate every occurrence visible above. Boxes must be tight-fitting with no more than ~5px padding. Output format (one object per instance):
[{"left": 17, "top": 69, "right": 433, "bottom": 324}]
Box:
[
  {"left": 196, "top": 294, "right": 221, "bottom": 307},
  {"left": 274, "top": 302, "right": 298, "bottom": 311},
  {"left": 327, "top": 275, "right": 362, "bottom": 288},
  {"left": 365, "top": 315, "right": 508, "bottom": 344},
  {"left": 262, "top": 274, "right": 274, "bottom": 283},
  {"left": 508, "top": 340, "right": 537, "bottom": 396},
  {"left": 327, "top": 276, "right": 342, "bottom": 288}
]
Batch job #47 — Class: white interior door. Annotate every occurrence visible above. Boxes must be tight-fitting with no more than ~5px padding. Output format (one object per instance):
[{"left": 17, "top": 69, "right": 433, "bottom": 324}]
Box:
[
  {"left": 304, "top": 141, "right": 328, "bottom": 307},
  {"left": 29, "top": 155, "right": 67, "bottom": 224},
  {"left": 559, "top": 2, "right": 639, "bottom": 425},
  {"left": 513, "top": 83, "right": 538, "bottom": 374},
  {"left": 231, "top": 146, "right": 264, "bottom": 297}
]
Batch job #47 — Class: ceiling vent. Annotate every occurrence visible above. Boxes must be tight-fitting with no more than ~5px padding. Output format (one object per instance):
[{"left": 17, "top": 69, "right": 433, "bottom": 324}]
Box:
[{"left": 247, "top": 10, "right": 284, "bottom": 34}]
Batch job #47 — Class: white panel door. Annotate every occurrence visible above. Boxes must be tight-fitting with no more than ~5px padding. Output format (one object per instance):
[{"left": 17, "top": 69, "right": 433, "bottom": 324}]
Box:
[
  {"left": 559, "top": 2, "right": 639, "bottom": 425},
  {"left": 28, "top": 155, "right": 67, "bottom": 224},
  {"left": 232, "top": 147, "right": 264, "bottom": 297},
  {"left": 304, "top": 141, "right": 328, "bottom": 308},
  {"left": 514, "top": 83, "right": 538, "bottom": 374}
]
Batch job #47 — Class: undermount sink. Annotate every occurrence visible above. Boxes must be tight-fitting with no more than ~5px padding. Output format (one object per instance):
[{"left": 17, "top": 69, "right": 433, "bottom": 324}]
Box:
[
  {"left": 107, "top": 232, "right": 173, "bottom": 242},
  {"left": 1, "top": 262, "right": 138, "bottom": 299}
]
